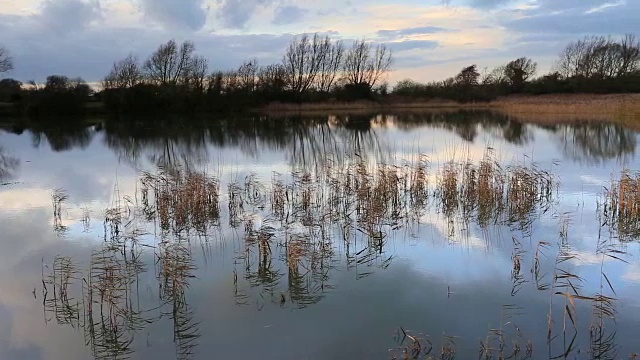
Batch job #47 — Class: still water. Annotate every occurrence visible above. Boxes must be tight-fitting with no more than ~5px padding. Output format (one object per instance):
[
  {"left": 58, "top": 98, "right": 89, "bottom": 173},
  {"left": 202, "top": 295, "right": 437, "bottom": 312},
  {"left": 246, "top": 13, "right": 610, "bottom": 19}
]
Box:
[{"left": 1, "top": 111, "right": 639, "bottom": 359}]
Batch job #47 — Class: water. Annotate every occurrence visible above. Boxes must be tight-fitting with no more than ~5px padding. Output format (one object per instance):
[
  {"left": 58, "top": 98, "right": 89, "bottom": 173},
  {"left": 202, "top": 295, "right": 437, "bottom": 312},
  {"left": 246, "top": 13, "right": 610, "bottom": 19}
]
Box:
[{"left": 1, "top": 111, "right": 640, "bottom": 360}]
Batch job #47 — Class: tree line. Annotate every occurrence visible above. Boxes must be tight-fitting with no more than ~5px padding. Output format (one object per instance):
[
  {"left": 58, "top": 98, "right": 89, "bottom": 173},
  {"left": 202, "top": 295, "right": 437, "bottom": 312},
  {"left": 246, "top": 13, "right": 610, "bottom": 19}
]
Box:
[
  {"left": 0, "top": 34, "right": 392, "bottom": 117},
  {"left": 100, "top": 34, "right": 392, "bottom": 115},
  {"left": 0, "top": 33, "right": 639, "bottom": 119},
  {"left": 394, "top": 34, "right": 640, "bottom": 102}
]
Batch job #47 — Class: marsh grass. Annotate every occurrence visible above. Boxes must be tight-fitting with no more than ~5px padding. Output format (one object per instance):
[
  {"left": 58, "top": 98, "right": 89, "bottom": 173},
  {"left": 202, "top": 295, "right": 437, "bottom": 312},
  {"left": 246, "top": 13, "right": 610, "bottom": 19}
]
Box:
[
  {"left": 434, "top": 150, "right": 555, "bottom": 236},
  {"left": 43, "top": 149, "right": 635, "bottom": 359},
  {"left": 601, "top": 169, "right": 640, "bottom": 241},
  {"left": 52, "top": 188, "right": 69, "bottom": 236},
  {"left": 141, "top": 168, "right": 220, "bottom": 235},
  {"left": 43, "top": 256, "right": 81, "bottom": 326}
]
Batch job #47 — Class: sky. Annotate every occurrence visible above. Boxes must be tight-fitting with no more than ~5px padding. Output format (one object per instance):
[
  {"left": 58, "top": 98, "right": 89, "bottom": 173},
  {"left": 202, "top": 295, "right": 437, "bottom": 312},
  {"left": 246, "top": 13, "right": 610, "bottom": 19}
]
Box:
[{"left": 0, "top": 0, "right": 638, "bottom": 85}]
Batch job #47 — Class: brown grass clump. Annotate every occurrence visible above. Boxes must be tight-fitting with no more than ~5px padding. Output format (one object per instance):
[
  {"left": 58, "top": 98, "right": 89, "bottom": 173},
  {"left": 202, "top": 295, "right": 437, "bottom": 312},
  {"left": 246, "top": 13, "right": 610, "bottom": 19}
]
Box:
[
  {"left": 506, "top": 165, "right": 554, "bottom": 229},
  {"left": 434, "top": 152, "right": 554, "bottom": 232},
  {"left": 601, "top": 169, "right": 640, "bottom": 240},
  {"left": 142, "top": 169, "right": 220, "bottom": 234}
]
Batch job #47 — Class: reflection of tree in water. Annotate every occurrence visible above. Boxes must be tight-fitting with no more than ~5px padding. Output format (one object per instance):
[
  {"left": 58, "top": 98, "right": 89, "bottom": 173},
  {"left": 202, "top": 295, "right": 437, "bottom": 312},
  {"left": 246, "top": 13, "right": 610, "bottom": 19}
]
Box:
[
  {"left": 553, "top": 123, "right": 636, "bottom": 164},
  {"left": 104, "top": 121, "right": 210, "bottom": 172},
  {"left": 29, "top": 124, "right": 96, "bottom": 152},
  {"left": 392, "top": 110, "right": 533, "bottom": 145},
  {"left": 103, "top": 116, "right": 389, "bottom": 175}
]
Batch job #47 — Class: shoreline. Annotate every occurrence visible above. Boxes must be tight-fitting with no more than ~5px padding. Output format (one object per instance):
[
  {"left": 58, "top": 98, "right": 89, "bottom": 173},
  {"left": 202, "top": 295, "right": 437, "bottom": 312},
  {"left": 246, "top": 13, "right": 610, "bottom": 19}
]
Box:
[
  {"left": 259, "top": 93, "right": 640, "bottom": 114},
  {"left": 1, "top": 93, "right": 639, "bottom": 128}
]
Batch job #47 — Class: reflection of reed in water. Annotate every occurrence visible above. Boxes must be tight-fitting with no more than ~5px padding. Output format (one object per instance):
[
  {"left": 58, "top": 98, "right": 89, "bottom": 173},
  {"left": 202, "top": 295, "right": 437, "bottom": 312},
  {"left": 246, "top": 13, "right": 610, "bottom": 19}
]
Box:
[
  {"left": 42, "top": 256, "right": 81, "bottom": 327},
  {"left": 157, "top": 241, "right": 200, "bottom": 360},
  {"left": 52, "top": 188, "right": 69, "bottom": 236}
]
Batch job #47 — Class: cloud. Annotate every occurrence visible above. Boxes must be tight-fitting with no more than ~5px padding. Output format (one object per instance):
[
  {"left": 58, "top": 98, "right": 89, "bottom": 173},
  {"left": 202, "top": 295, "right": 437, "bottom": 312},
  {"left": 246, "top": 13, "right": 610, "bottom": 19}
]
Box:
[
  {"left": 503, "top": 0, "right": 639, "bottom": 35},
  {"left": 376, "top": 26, "right": 449, "bottom": 39},
  {"left": 216, "top": 0, "right": 273, "bottom": 29},
  {"left": 0, "top": 14, "right": 294, "bottom": 81},
  {"left": 387, "top": 40, "right": 439, "bottom": 52},
  {"left": 272, "top": 5, "right": 308, "bottom": 25},
  {"left": 467, "top": 0, "right": 513, "bottom": 10},
  {"left": 39, "top": 0, "right": 101, "bottom": 34},
  {"left": 139, "top": 0, "right": 208, "bottom": 31}
]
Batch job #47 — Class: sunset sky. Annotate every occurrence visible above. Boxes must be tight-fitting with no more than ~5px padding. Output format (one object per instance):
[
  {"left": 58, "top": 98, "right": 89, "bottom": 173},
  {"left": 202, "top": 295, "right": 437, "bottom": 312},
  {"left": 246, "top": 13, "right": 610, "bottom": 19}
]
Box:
[{"left": 0, "top": 0, "right": 637, "bottom": 85}]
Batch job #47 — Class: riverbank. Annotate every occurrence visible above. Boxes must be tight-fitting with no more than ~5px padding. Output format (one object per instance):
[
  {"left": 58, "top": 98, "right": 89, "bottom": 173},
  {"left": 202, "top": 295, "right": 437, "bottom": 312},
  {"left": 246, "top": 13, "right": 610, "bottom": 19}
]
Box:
[
  {"left": 261, "top": 93, "right": 640, "bottom": 115},
  {"left": 2, "top": 93, "right": 639, "bottom": 129}
]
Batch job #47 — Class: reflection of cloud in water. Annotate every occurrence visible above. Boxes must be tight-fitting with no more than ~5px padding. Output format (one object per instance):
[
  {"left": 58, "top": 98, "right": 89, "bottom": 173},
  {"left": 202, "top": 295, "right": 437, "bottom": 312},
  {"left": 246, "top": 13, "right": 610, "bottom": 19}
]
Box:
[
  {"left": 0, "top": 145, "right": 19, "bottom": 182},
  {"left": 623, "top": 264, "right": 640, "bottom": 283}
]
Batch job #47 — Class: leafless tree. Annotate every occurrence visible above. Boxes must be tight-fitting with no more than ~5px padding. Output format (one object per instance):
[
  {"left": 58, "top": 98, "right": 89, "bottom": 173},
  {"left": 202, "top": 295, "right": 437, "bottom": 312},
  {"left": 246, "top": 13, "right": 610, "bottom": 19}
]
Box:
[
  {"left": 144, "top": 40, "right": 196, "bottom": 85},
  {"left": 556, "top": 35, "right": 640, "bottom": 79},
  {"left": 102, "top": 55, "right": 142, "bottom": 89},
  {"left": 221, "top": 71, "right": 241, "bottom": 94},
  {"left": 237, "top": 59, "right": 258, "bottom": 93},
  {"left": 556, "top": 37, "right": 589, "bottom": 78},
  {"left": 184, "top": 55, "right": 208, "bottom": 93},
  {"left": 480, "top": 66, "right": 507, "bottom": 85},
  {"left": 343, "top": 40, "right": 392, "bottom": 89},
  {"left": 282, "top": 33, "right": 329, "bottom": 93},
  {"left": 206, "top": 71, "right": 224, "bottom": 95},
  {"left": 316, "top": 39, "right": 344, "bottom": 92},
  {"left": 616, "top": 34, "right": 640, "bottom": 76},
  {"left": 0, "top": 46, "right": 12, "bottom": 75},
  {"left": 257, "top": 64, "right": 287, "bottom": 93}
]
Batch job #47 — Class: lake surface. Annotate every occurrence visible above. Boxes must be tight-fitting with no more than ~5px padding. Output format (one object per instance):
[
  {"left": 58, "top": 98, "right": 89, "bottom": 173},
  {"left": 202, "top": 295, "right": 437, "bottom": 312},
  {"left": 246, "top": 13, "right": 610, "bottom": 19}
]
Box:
[{"left": 1, "top": 111, "right": 640, "bottom": 360}]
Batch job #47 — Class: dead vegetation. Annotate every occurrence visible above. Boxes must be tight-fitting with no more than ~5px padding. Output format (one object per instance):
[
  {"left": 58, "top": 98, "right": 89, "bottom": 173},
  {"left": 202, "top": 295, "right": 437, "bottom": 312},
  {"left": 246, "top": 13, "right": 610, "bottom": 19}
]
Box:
[{"left": 40, "top": 151, "right": 640, "bottom": 359}]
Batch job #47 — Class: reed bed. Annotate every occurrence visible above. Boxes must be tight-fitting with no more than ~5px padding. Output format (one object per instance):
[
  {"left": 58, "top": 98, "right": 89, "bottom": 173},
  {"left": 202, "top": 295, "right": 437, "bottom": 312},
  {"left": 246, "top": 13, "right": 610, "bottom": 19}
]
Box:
[
  {"left": 141, "top": 168, "right": 220, "bottom": 235},
  {"left": 42, "top": 150, "right": 640, "bottom": 358},
  {"left": 494, "top": 94, "right": 640, "bottom": 125},
  {"left": 434, "top": 150, "right": 555, "bottom": 233},
  {"left": 600, "top": 169, "right": 640, "bottom": 241}
]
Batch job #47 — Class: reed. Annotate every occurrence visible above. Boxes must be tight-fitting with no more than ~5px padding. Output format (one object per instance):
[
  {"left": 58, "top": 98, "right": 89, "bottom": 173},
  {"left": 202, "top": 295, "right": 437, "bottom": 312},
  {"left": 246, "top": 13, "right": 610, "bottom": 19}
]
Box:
[
  {"left": 601, "top": 169, "right": 640, "bottom": 240},
  {"left": 142, "top": 168, "right": 220, "bottom": 235}
]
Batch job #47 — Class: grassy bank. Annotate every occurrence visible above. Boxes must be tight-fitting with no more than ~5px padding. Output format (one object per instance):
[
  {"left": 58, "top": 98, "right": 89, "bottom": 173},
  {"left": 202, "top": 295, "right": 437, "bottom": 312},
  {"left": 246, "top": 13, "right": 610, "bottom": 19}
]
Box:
[
  {"left": 261, "top": 93, "right": 639, "bottom": 113},
  {"left": 259, "top": 93, "right": 640, "bottom": 126}
]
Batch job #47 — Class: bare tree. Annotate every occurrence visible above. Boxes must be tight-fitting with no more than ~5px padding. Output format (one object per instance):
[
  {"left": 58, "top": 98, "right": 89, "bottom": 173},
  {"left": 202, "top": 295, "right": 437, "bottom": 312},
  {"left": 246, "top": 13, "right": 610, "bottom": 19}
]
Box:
[
  {"left": 257, "top": 64, "right": 287, "bottom": 93},
  {"left": 316, "top": 39, "right": 344, "bottom": 92},
  {"left": 0, "top": 46, "right": 12, "bottom": 75},
  {"left": 206, "top": 71, "right": 224, "bottom": 95},
  {"left": 343, "top": 40, "right": 370, "bottom": 86},
  {"left": 556, "top": 35, "right": 640, "bottom": 79},
  {"left": 237, "top": 59, "right": 258, "bottom": 93},
  {"left": 221, "top": 71, "right": 241, "bottom": 94},
  {"left": 184, "top": 55, "right": 208, "bottom": 93},
  {"left": 103, "top": 55, "right": 142, "bottom": 89},
  {"left": 144, "top": 40, "right": 196, "bottom": 85},
  {"left": 343, "top": 40, "right": 392, "bottom": 90},
  {"left": 617, "top": 34, "right": 640, "bottom": 76},
  {"left": 282, "top": 33, "right": 329, "bottom": 94},
  {"left": 556, "top": 37, "right": 589, "bottom": 78}
]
